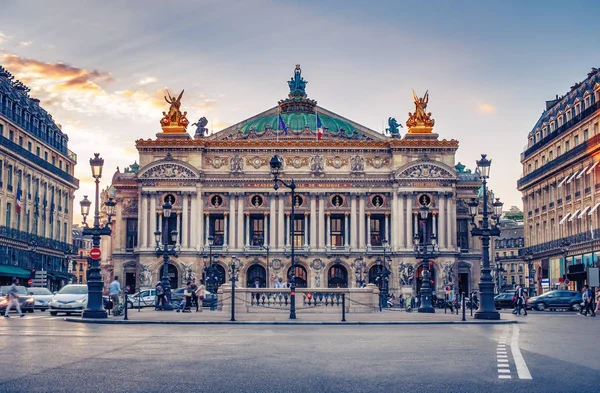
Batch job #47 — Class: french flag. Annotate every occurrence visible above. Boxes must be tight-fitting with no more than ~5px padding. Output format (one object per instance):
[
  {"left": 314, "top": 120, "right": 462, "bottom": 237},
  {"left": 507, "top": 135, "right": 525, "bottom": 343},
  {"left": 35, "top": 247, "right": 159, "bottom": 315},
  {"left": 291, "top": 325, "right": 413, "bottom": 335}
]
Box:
[
  {"left": 316, "top": 113, "right": 323, "bottom": 141},
  {"left": 16, "top": 184, "right": 22, "bottom": 214}
]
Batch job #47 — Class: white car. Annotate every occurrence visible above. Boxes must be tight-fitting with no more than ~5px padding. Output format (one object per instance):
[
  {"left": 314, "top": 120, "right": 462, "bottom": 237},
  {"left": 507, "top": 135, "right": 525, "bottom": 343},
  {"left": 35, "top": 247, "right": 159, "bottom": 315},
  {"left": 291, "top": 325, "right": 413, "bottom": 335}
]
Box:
[
  {"left": 127, "top": 289, "right": 156, "bottom": 307},
  {"left": 27, "top": 287, "right": 54, "bottom": 311},
  {"left": 48, "top": 284, "right": 88, "bottom": 316}
]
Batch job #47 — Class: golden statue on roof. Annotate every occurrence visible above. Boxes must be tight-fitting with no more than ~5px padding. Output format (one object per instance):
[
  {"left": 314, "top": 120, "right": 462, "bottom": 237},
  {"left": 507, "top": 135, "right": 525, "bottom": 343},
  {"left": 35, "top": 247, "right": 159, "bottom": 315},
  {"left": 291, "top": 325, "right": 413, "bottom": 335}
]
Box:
[
  {"left": 160, "top": 89, "right": 189, "bottom": 133},
  {"left": 406, "top": 90, "right": 435, "bottom": 134}
]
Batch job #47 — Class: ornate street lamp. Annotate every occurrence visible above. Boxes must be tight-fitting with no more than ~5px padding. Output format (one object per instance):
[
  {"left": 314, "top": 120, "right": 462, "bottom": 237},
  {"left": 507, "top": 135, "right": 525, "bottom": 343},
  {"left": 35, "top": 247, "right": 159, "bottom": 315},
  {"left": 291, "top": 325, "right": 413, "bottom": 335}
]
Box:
[
  {"left": 228, "top": 256, "right": 240, "bottom": 321},
  {"left": 376, "top": 246, "right": 391, "bottom": 311},
  {"left": 414, "top": 203, "right": 438, "bottom": 313},
  {"left": 258, "top": 235, "right": 270, "bottom": 288},
  {"left": 523, "top": 249, "right": 535, "bottom": 297},
  {"left": 561, "top": 240, "right": 570, "bottom": 290},
  {"left": 270, "top": 154, "right": 297, "bottom": 319},
  {"left": 154, "top": 198, "right": 178, "bottom": 311},
  {"left": 469, "top": 154, "right": 502, "bottom": 320},
  {"left": 80, "top": 153, "right": 113, "bottom": 319}
]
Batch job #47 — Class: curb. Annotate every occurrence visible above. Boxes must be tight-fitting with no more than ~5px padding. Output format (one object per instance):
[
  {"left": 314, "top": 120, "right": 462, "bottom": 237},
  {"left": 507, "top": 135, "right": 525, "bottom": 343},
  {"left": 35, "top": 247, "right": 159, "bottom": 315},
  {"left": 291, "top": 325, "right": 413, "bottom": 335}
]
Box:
[{"left": 64, "top": 318, "right": 518, "bottom": 326}]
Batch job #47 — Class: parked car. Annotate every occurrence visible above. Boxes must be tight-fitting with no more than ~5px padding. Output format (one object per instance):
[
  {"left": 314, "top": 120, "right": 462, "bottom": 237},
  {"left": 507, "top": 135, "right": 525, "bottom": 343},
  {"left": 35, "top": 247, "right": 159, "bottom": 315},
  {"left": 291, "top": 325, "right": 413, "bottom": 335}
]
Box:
[
  {"left": 48, "top": 284, "right": 88, "bottom": 316},
  {"left": 27, "top": 287, "right": 54, "bottom": 311},
  {"left": 127, "top": 289, "right": 156, "bottom": 308},
  {"left": 527, "top": 290, "right": 583, "bottom": 312},
  {"left": 494, "top": 293, "right": 515, "bottom": 310},
  {"left": 171, "top": 287, "right": 217, "bottom": 308},
  {"left": 0, "top": 285, "right": 35, "bottom": 314}
]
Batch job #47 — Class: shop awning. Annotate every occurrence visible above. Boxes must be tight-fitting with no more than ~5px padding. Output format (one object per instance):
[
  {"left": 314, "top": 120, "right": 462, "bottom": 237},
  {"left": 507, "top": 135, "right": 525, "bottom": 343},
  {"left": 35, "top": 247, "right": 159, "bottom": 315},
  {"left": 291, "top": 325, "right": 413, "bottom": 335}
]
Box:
[
  {"left": 578, "top": 206, "right": 590, "bottom": 218},
  {"left": 576, "top": 165, "right": 589, "bottom": 178},
  {"left": 559, "top": 213, "right": 571, "bottom": 224},
  {"left": 558, "top": 177, "right": 569, "bottom": 187},
  {"left": 566, "top": 172, "right": 578, "bottom": 183},
  {"left": 568, "top": 210, "right": 580, "bottom": 221},
  {"left": 589, "top": 202, "right": 600, "bottom": 215},
  {"left": 0, "top": 265, "right": 31, "bottom": 279},
  {"left": 586, "top": 161, "right": 599, "bottom": 174}
]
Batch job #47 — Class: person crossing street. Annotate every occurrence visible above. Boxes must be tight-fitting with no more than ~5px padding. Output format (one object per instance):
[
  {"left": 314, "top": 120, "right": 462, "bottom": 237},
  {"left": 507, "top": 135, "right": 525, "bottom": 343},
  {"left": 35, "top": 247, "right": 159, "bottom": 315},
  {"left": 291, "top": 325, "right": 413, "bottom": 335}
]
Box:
[{"left": 3, "top": 278, "right": 24, "bottom": 318}]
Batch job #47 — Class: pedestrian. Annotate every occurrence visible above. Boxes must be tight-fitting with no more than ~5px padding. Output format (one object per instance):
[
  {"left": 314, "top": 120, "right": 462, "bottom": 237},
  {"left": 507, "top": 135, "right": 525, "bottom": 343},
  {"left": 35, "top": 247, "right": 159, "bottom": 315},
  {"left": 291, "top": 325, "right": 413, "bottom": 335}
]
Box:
[
  {"left": 109, "top": 276, "right": 121, "bottom": 313},
  {"left": 512, "top": 284, "right": 527, "bottom": 315},
  {"left": 254, "top": 279, "right": 260, "bottom": 288},
  {"left": 189, "top": 279, "right": 199, "bottom": 312},
  {"left": 594, "top": 288, "right": 600, "bottom": 315},
  {"left": 581, "top": 285, "right": 596, "bottom": 317},
  {"left": 155, "top": 282, "right": 166, "bottom": 310},
  {"left": 195, "top": 281, "right": 205, "bottom": 312},
  {"left": 3, "top": 278, "right": 24, "bottom": 318},
  {"left": 472, "top": 292, "right": 479, "bottom": 309},
  {"left": 183, "top": 281, "right": 193, "bottom": 312}
]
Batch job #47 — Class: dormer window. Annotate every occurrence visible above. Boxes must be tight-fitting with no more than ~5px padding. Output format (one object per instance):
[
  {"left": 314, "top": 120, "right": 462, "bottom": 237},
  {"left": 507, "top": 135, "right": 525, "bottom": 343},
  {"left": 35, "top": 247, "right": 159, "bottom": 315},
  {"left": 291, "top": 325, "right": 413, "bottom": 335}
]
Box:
[
  {"left": 585, "top": 95, "right": 591, "bottom": 108},
  {"left": 566, "top": 110, "right": 572, "bottom": 121},
  {"left": 558, "top": 116, "right": 563, "bottom": 127},
  {"left": 550, "top": 122, "right": 555, "bottom": 132}
]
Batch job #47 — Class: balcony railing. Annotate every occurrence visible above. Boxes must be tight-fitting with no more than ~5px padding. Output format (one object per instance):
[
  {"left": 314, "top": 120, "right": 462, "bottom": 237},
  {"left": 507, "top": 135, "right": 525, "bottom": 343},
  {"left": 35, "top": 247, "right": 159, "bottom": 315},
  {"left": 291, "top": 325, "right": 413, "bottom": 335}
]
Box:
[
  {"left": 518, "top": 133, "right": 600, "bottom": 188},
  {"left": 0, "top": 224, "right": 74, "bottom": 252},
  {"left": 523, "top": 228, "right": 600, "bottom": 256},
  {"left": 0, "top": 136, "right": 79, "bottom": 187},
  {"left": 521, "top": 100, "right": 600, "bottom": 161}
]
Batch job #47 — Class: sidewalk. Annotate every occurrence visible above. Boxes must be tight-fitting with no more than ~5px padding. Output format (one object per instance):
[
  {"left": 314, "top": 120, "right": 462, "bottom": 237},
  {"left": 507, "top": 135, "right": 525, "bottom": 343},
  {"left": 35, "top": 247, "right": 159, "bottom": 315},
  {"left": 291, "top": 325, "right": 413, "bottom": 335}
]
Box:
[{"left": 65, "top": 308, "right": 519, "bottom": 325}]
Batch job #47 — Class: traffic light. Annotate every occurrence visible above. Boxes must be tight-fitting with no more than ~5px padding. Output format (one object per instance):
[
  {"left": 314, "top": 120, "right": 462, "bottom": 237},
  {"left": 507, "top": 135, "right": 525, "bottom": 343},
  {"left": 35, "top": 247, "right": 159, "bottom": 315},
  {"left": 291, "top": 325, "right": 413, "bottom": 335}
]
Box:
[{"left": 29, "top": 269, "right": 36, "bottom": 279}]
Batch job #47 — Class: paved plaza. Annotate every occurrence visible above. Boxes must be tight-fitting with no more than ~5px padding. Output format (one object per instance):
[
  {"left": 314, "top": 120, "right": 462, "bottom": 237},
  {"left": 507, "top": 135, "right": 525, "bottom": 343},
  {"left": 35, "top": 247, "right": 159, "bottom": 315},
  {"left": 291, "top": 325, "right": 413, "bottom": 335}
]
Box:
[{"left": 0, "top": 310, "right": 597, "bottom": 393}]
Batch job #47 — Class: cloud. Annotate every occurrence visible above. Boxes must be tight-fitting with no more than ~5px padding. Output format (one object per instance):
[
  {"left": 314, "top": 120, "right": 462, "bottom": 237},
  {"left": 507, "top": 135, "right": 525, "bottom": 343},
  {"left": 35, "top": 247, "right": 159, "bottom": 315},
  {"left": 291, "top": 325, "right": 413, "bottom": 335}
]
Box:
[
  {"left": 477, "top": 103, "right": 496, "bottom": 114},
  {"left": 0, "top": 32, "right": 11, "bottom": 43},
  {"left": 18, "top": 41, "right": 32, "bottom": 47},
  {"left": 138, "top": 76, "right": 158, "bottom": 85}
]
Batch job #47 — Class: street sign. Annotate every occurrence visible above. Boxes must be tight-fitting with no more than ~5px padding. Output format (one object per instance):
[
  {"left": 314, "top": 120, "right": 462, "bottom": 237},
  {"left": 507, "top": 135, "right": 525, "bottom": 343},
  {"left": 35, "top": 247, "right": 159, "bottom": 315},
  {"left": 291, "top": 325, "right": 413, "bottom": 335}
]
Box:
[
  {"left": 564, "top": 279, "right": 570, "bottom": 285},
  {"left": 90, "top": 248, "right": 102, "bottom": 259},
  {"left": 27, "top": 279, "right": 33, "bottom": 286}
]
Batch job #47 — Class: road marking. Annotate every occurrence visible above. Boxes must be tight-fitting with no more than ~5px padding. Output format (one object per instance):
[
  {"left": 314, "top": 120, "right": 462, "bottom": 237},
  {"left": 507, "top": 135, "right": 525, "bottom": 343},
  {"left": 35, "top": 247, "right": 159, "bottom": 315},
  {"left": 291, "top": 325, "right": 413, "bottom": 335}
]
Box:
[
  {"left": 511, "top": 325, "right": 532, "bottom": 380},
  {"left": 498, "top": 375, "right": 512, "bottom": 379}
]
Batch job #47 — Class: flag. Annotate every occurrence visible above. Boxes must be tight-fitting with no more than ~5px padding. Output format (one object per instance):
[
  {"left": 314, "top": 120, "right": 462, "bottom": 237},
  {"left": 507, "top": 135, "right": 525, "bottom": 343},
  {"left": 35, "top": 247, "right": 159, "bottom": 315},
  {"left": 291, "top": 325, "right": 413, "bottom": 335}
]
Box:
[
  {"left": 278, "top": 114, "right": 288, "bottom": 135},
  {"left": 16, "top": 184, "right": 22, "bottom": 214},
  {"left": 316, "top": 113, "right": 323, "bottom": 141}
]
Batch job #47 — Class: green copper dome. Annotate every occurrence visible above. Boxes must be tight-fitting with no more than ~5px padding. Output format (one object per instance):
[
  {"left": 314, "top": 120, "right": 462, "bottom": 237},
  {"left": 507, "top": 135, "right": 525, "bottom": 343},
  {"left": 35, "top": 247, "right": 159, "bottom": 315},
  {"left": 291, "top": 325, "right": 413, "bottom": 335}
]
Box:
[{"left": 239, "top": 112, "right": 356, "bottom": 135}]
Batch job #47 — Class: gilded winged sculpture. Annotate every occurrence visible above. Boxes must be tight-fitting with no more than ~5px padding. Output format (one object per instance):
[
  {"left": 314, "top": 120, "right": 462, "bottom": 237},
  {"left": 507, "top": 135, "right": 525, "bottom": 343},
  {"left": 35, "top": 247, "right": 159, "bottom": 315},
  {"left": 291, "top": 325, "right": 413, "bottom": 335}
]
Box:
[
  {"left": 160, "top": 89, "right": 189, "bottom": 128},
  {"left": 406, "top": 90, "right": 435, "bottom": 129}
]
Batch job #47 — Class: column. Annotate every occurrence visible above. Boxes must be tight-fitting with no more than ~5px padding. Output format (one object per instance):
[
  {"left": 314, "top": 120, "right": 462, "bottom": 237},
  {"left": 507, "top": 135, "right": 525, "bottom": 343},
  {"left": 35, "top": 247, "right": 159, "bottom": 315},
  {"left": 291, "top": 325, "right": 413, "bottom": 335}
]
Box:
[
  {"left": 391, "top": 190, "right": 398, "bottom": 249},
  {"left": 366, "top": 213, "right": 371, "bottom": 247},
  {"left": 115, "top": 200, "right": 122, "bottom": 251},
  {"left": 304, "top": 213, "right": 309, "bottom": 247},
  {"left": 136, "top": 190, "right": 143, "bottom": 250},
  {"left": 398, "top": 192, "right": 405, "bottom": 249},
  {"left": 229, "top": 195, "right": 236, "bottom": 249},
  {"left": 350, "top": 194, "right": 357, "bottom": 249},
  {"left": 149, "top": 193, "right": 156, "bottom": 246},
  {"left": 278, "top": 196, "right": 285, "bottom": 249},
  {"left": 182, "top": 193, "right": 189, "bottom": 248},
  {"left": 141, "top": 192, "right": 148, "bottom": 249},
  {"left": 405, "top": 193, "right": 412, "bottom": 247},
  {"left": 157, "top": 212, "right": 163, "bottom": 246},
  {"left": 176, "top": 213, "right": 181, "bottom": 247},
  {"left": 245, "top": 213, "right": 250, "bottom": 247},
  {"left": 223, "top": 213, "right": 229, "bottom": 248},
  {"left": 263, "top": 213, "right": 269, "bottom": 247},
  {"left": 205, "top": 213, "right": 210, "bottom": 245},
  {"left": 326, "top": 213, "right": 331, "bottom": 248},
  {"left": 344, "top": 213, "right": 349, "bottom": 247},
  {"left": 451, "top": 195, "right": 457, "bottom": 248},
  {"left": 285, "top": 213, "right": 290, "bottom": 247},
  {"left": 438, "top": 192, "right": 446, "bottom": 249},
  {"left": 237, "top": 194, "right": 244, "bottom": 249},
  {"left": 270, "top": 195, "right": 276, "bottom": 249},
  {"left": 190, "top": 192, "right": 197, "bottom": 249},
  {"left": 446, "top": 193, "right": 453, "bottom": 248},
  {"left": 318, "top": 194, "right": 325, "bottom": 249},
  {"left": 358, "top": 194, "right": 365, "bottom": 249},
  {"left": 385, "top": 214, "right": 389, "bottom": 244},
  {"left": 310, "top": 195, "right": 317, "bottom": 249},
  {"left": 197, "top": 189, "right": 204, "bottom": 250},
  {"left": 432, "top": 213, "right": 437, "bottom": 238}
]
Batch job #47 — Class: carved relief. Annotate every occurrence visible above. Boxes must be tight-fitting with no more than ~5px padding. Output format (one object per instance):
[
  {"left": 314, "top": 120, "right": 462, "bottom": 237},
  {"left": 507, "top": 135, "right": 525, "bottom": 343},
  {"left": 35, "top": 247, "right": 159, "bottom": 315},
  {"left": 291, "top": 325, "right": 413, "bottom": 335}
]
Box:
[
  {"left": 122, "top": 198, "right": 138, "bottom": 215},
  {"left": 310, "top": 155, "right": 325, "bottom": 173},
  {"left": 230, "top": 154, "right": 243, "bottom": 173},
  {"left": 397, "top": 164, "right": 454, "bottom": 179},
  {"left": 310, "top": 259, "right": 324, "bottom": 271},
  {"left": 246, "top": 156, "right": 268, "bottom": 169},
  {"left": 286, "top": 156, "right": 309, "bottom": 169},
  {"left": 398, "top": 263, "right": 414, "bottom": 286},
  {"left": 350, "top": 155, "right": 365, "bottom": 172},
  {"left": 366, "top": 156, "right": 390, "bottom": 169},
  {"left": 141, "top": 164, "right": 196, "bottom": 179},
  {"left": 205, "top": 156, "right": 229, "bottom": 169},
  {"left": 326, "top": 156, "right": 348, "bottom": 169}
]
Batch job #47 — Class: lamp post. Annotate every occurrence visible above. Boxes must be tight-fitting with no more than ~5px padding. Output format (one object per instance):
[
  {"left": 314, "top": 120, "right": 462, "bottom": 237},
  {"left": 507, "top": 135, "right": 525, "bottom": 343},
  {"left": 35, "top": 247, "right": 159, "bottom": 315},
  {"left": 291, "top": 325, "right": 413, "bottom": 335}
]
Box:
[
  {"left": 414, "top": 203, "right": 438, "bottom": 313},
  {"left": 258, "top": 235, "right": 270, "bottom": 288},
  {"left": 561, "top": 240, "right": 570, "bottom": 290},
  {"left": 269, "top": 154, "right": 297, "bottom": 319},
  {"left": 495, "top": 261, "right": 505, "bottom": 293},
  {"left": 468, "top": 154, "right": 502, "bottom": 320},
  {"left": 523, "top": 249, "right": 534, "bottom": 297},
  {"left": 376, "top": 252, "right": 391, "bottom": 311},
  {"left": 204, "top": 235, "right": 221, "bottom": 311},
  {"left": 153, "top": 199, "right": 178, "bottom": 311},
  {"left": 228, "top": 257, "right": 240, "bottom": 321},
  {"left": 80, "top": 153, "right": 116, "bottom": 319}
]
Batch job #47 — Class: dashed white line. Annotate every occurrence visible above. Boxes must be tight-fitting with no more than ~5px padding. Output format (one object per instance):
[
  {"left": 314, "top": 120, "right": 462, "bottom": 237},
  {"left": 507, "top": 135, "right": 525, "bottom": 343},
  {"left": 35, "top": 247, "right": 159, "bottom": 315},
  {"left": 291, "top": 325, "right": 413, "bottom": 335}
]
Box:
[{"left": 510, "top": 325, "right": 532, "bottom": 380}]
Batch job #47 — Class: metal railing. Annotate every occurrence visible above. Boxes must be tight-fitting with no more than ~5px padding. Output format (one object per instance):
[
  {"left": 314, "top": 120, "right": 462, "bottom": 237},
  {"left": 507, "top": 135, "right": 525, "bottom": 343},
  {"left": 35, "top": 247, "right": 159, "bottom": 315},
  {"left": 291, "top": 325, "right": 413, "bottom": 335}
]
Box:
[
  {"left": 0, "top": 224, "right": 75, "bottom": 253},
  {"left": 524, "top": 228, "right": 600, "bottom": 255}
]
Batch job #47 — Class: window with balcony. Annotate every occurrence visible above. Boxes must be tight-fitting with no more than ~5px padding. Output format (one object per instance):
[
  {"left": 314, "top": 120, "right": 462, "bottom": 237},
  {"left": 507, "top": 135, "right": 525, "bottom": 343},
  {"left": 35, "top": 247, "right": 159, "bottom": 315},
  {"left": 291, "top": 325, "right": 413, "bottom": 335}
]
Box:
[
  {"left": 6, "top": 165, "right": 12, "bottom": 191},
  {"left": 210, "top": 216, "right": 225, "bottom": 246},
  {"left": 456, "top": 218, "right": 469, "bottom": 252},
  {"left": 574, "top": 135, "right": 579, "bottom": 146},
  {"left": 565, "top": 141, "right": 570, "bottom": 152},
  {"left": 5, "top": 203, "right": 11, "bottom": 227},
  {"left": 9, "top": 130, "right": 14, "bottom": 141},
  {"left": 369, "top": 215, "right": 385, "bottom": 246},
  {"left": 583, "top": 129, "right": 588, "bottom": 141},
  {"left": 250, "top": 216, "right": 264, "bottom": 246},
  {"left": 293, "top": 216, "right": 305, "bottom": 247},
  {"left": 330, "top": 216, "right": 344, "bottom": 247},
  {"left": 126, "top": 218, "right": 138, "bottom": 249}
]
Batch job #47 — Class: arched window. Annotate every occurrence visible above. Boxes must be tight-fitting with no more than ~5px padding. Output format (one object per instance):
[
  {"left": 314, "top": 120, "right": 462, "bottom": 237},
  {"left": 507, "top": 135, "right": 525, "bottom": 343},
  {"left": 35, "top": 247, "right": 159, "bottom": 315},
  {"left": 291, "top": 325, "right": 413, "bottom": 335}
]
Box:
[
  {"left": 246, "top": 264, "right": 266, "bottom": 288},
  {"left": 287, "top": 265, "right": 307, "bottom": 288},
  {"left": 327, "top": 265, "right": 348, "bottom": 288}
]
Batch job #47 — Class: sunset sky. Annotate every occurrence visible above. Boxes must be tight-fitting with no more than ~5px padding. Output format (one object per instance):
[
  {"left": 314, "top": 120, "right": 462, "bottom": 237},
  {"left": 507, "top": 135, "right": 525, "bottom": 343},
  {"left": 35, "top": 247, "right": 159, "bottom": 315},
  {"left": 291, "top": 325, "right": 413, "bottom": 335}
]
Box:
[{"left": 1, "top": 0, "right": 599, "bottom": 221}]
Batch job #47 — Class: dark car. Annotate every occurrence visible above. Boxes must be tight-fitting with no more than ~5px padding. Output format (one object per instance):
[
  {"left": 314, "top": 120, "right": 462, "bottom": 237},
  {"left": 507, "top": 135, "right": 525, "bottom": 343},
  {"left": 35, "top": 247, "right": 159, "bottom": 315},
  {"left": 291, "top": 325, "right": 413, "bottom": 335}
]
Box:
[
  {"left": 0, "top": 285, "right": 35, "bottom": 314},
  {"left": 494, "top": 293, "right": 515, "bottom": 310},
  {"left": 527, "top": 290, "right": 582, "bottom": 312},
  {"left": 171, "top": 287, "right": 217, "bottom": 308}
]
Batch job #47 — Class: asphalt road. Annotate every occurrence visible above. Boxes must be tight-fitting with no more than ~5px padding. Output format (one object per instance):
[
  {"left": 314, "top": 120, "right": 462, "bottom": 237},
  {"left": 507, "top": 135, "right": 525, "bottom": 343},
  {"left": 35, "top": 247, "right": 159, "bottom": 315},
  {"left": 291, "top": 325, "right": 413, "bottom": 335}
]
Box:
[{"left": 0, "top": 310, "right": 597, "bottom": 393}]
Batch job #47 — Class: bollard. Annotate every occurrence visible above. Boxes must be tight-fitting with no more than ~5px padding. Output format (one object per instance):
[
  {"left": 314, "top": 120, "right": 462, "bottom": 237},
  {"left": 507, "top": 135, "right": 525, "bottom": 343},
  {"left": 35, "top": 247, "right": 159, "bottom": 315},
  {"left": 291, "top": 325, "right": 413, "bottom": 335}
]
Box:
[
  {"left": 342, "top": 293, "right": 346, "bottom": 322},
  {"left": 470, "top": 292, "right": 473, "bottom": 317},
  {"left": 138, "top": 286, "right": 141, "bottom": 312},
  {"left": 123, "top": 287, "right": 128, "bottom": 321},
  {"left": 444, "top": 294, "right": 447, "bottom": 314},
  {"left": 461, "top": 292, "right": 466, "bottom": 321}
]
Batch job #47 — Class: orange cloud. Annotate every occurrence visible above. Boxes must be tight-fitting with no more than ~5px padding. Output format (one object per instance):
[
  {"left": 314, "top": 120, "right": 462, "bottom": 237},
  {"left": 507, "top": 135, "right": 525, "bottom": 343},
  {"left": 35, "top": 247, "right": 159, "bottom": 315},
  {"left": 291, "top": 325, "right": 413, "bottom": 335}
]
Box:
[{"left": 478, "top": 103, "right": 496, "bottom": 114}]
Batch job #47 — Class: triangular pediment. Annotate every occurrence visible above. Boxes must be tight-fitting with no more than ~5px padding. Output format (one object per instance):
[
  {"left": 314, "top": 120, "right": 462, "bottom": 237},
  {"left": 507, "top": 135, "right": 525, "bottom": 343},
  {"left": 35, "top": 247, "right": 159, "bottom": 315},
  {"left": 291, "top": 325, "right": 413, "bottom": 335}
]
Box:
[
  {"left": 210, "top": 105, "right": 388, "bottom": 142},
  {"left": 395, "top": 160, "right": 457, "bottom": 180}
]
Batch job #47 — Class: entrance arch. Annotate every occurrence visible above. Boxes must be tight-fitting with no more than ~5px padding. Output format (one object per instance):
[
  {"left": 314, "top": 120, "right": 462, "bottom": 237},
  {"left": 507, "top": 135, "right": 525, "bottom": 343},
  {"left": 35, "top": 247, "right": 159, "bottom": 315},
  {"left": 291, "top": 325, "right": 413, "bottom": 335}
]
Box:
[
  {"left": 328, "top": 265, "right": 348, "bottom": 288},
  {"left": 287, "top": 266, "right": 308, "bottom": 288},
  {"left": 159, "top": 263, "right": 179, "bottom": 289},
  {"left": 246, "top": 264, "right": 267, "bottom": 287}
]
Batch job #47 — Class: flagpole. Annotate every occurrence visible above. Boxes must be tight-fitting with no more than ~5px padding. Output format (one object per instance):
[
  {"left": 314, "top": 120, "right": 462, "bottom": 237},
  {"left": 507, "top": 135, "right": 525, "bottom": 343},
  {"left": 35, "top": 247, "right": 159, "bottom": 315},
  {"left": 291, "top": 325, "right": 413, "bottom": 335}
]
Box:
[
  {"left": 315, "top": 107, "right": 318, "bottom": 141},
  {"left": 276, "top": 109, "right": 280, "bottom": 143}
]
